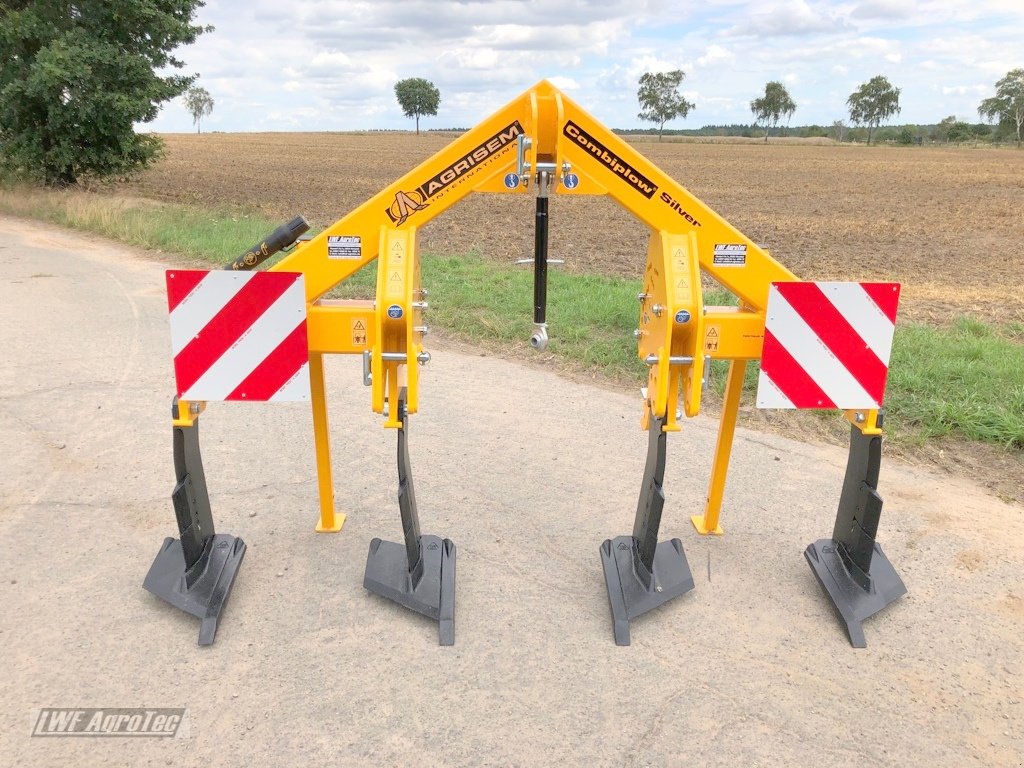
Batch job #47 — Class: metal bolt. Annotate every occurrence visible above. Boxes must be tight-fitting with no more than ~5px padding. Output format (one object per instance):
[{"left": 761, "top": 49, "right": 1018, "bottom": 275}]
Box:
[
  {"left": 855, "top": 412, "right": 866, "bottom": 423},
  {"left": 652, "top": 304, "right": 664, "bottom": 317},
  {"left": 417, "top": 351, "right": 431, "bottom": 365},
  {"left": 412, "top": 301, "right": 429, "bottom": 310},
  {"left": 415, "top": 288, "right": 429, "bottom": 298},
  {"left": 637, "top": 292, "right": 650, "bottom": 301},
  {"left": 414, "top": 325, "right": 430, "bottom": 335},
  {"left": 189, "top": 402, "right": 201, "bottom": 415},
  {"left": 633, "top": 329, "right": 644, "bottom": 339}
]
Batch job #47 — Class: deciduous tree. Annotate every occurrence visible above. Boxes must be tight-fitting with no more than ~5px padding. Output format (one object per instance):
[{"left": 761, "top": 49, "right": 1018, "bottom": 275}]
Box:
[
  {"left": 847, "top": 75, "right": 901, "bottom": 146},
  {"left": 978, "top": 69, "right": 1024, "bottom": 147},
  {"left": 750, "top": 81, "right": 796, "bottom": 143},
  {"left": 0, "top": 0, "right": 209, "bottom": 185},
  {"left": 183, "top": 86, "right": 214, "bottom": 134},
  {"left": 637, "top": 70, "right": 695, "bottom": 141},
  {"left": 394, "top": 77, "right": 440, "bottom": 135}
]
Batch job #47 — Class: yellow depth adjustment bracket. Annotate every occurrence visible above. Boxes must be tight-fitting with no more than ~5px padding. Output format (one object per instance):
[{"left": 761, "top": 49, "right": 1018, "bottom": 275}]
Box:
[
  {"left": 373, "top": 226, "right": 424, "bottom": 428},
  {"left": 637, "top": 231, "right": 704, "bottom": 432},
  {"left": 171, "top": 399, "right": 206, "bottom": 428},
  {"left": 844, "top": 408, "right": 883, "bottom": 436}
]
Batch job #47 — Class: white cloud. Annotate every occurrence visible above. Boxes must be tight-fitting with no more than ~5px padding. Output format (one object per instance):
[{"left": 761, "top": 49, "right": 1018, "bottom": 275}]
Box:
[
  {"left": 725, "top": 0, "right": 850, "bottom": 37},
  {"left": 697, "top": 45, "right": 734, "bottom": 68},
  {"left": 851, "top": 0, "right": 917, "bottom": 20},
  {"left": 548, "top": 76, "right": 581, "bottom": 91},
  {"left": 143, "top": 0, "right": 1024, "bottom": 132},
  {"left": 941, "top": 84, "right": 990, "bottom": 96}
]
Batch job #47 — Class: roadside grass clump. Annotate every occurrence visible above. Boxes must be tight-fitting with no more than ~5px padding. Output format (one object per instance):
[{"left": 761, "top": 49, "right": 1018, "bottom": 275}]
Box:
[{"left": 0, "top": 184, "right": 278, "bottom": 264}]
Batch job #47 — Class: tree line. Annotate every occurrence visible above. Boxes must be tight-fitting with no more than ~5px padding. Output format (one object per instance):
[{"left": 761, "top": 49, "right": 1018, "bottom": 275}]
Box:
[
  {"left": 0, "top": 0, "right": 1021, "bottom": 186},
  {"left": 632, "top": 69, "right": 1024, "bottom": 147}
]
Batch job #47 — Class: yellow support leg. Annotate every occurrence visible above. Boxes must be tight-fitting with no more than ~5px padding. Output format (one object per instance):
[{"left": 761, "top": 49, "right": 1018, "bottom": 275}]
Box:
[
  {"left": 692, "top": 359, "right": 748, "bottom": 535},
  {"left": 310, "top": 352, "right": 345, "bottom": 533}
]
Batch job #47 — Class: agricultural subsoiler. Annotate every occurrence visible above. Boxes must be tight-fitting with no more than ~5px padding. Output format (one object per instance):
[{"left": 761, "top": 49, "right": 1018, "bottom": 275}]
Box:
[{"left": 144, "top": 81, "right": 906, "bottom": 648}]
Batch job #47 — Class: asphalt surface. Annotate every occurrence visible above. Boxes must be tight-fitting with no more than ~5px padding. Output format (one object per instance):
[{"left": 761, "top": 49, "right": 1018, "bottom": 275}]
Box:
[{"left": 1, "top": 216, "right": 1021, "bottom": 767}]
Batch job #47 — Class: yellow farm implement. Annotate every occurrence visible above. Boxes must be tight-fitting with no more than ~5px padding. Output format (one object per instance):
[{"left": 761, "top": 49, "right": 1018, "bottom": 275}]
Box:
[{"left": 143, "top": 81, "right": 906, "bottom": 648}]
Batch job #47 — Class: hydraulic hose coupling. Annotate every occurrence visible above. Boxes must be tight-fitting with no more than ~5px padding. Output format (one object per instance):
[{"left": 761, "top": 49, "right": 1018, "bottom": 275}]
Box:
[
  {"left": 530, "top": 322, "right": 549, "bottom": 350},
  {"left": 227, "top": 215, "right": 310, "bottom": 271}
]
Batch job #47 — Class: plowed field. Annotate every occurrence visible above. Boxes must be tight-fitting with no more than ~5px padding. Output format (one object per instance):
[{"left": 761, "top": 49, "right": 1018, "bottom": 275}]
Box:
[{"left": 118, "top": 133, "right": 1024, "bottom": 324}]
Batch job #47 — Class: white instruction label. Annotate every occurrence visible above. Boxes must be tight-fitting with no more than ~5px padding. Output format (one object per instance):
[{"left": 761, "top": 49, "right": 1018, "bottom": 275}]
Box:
[
  {"left": 327, "top": 235, "right": 361, "bottom": 260},
  {"left": 713, "top": 244, "right": 747, "bottom": 266}
]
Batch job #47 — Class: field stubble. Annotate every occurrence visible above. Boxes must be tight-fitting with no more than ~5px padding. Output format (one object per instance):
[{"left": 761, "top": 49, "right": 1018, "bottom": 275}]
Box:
[{"left": 121, "top": 132, "right": 1024, "bottom": 325}]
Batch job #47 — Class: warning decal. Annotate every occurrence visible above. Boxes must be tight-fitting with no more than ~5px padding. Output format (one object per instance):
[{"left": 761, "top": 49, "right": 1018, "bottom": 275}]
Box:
[
  {"left": 713, "top": 244, "right": 747, "bottom": 267},
  {"left": 166, "top": 270, "right": 309, "bottom": 402},
  {"left": 327, "top": 235, "right": 361, "bottom": 260},
  {"left": 757, "top": 281, "right": 900, "bottom": 410},
  {"left": 704, "top": 326, "right": 720, "bottom": 352},
  {"left": 352, "top": 319, "right": 367, "bottom": 346}
]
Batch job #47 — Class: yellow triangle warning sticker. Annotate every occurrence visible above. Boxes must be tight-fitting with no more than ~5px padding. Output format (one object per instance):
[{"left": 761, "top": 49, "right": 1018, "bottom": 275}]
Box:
[
  {"left": 706, "top": 327, "right": 719, "bottom": 338},
  {"left": 389, "top": 271, "right": 402, "bottom": 282},
  {"left": 353, "top": 320, "right": 365, "bottom": 331}
]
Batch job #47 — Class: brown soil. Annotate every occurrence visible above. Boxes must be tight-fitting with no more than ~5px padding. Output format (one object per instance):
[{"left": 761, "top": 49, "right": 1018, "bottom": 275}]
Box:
[{"left": 118, "top": 133, "right": 1024, "bottom": 325}]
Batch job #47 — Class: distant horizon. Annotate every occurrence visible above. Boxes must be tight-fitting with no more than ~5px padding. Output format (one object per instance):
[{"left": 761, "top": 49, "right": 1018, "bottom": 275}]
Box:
[
  {"left": 144, "top": 117, "right": 994, "bottom": 136},
  {"left": 146, "top": 1, "right": 1022, "bottom": 135}
]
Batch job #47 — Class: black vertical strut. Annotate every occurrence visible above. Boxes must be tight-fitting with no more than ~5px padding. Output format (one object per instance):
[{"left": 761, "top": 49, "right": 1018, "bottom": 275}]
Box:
[
  {"left": 529, "top": 170, "right": 551, "bottom": 349},
  {"left": 364, "top": 390, "right": 456, "bottom": 645},
  {"left": 534, "top": 192, "right": 548, "bottom": 326},
  {"left": 143, "top": 398, "right": 246, "bottom": 645},
  {"left": 600, "top": 410, "right": 695, "bottom": 645}
]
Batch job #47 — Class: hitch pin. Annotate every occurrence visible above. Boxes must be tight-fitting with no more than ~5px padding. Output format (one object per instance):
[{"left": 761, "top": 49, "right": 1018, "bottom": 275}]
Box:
[{"left": 644, "top": 355, "right": 695, "bottom": 366}]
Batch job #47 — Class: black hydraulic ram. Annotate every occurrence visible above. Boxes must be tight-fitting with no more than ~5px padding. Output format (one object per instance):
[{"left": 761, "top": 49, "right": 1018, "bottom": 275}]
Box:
[
  {"left": 226, "top": 215, "right": 310, "bottom": 271},
  {"left": 530, "top": 170, "right": 551, "bottom": 350}
]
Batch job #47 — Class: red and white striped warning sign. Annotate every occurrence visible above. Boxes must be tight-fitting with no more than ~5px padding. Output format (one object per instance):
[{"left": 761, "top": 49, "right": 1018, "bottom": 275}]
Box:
[
  {"left": 757, "top": 281, "right": 900, "bottom": 410},
  {"left": 166, "top": 270, "right": 310, "bottom": 402}
]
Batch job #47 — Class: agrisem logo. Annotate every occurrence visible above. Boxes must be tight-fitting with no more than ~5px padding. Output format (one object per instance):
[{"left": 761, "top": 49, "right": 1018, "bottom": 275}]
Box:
[
  {"left": 386, "top": 190, "right": 429, "bottom": 227},
  {"left": 385, "top": 121, "right": 524, "bottom": 225},
  {"left": 562, "top": 121, "right": 658, "bottom": 199}
]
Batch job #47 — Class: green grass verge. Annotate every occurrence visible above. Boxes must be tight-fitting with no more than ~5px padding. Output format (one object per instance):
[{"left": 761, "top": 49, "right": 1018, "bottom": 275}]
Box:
[
  {"left": 886, "top": 318, "right": 1024, "bottom": 449},
  {"left": 1, "top": 185, "right": 1021, "bottom": 452}
]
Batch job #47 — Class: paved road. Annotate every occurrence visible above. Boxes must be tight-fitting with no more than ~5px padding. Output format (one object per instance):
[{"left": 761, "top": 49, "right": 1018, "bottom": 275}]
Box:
[{"left": 1, "top": 215, "right": 1021, "bottom": 767}]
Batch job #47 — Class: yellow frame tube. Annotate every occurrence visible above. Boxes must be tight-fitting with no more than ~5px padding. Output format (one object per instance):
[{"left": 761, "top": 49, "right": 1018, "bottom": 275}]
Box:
[
  {"left": 692, "top": 359, "right": 748, "bottom": 535},
  {"left": 309, "top": 353, "right": 344, "bottom": 532}
]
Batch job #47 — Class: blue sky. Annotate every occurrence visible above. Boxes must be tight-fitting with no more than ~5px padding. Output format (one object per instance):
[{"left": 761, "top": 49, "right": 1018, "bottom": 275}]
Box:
[{"left": 147, "top": 0, "right": 1024, "bottom": 133}]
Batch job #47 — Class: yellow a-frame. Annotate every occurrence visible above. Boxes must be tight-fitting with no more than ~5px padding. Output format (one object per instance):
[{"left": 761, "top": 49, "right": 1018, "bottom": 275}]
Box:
[
  {"left": 150, "top": 81, "right": 905, "bottom": 648},
  {"left": 270, "top": 80, "right": 798, "bottom": 534}
]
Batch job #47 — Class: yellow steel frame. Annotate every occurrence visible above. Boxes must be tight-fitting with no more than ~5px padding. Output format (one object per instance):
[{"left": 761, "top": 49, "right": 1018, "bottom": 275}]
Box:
[{"left": 249, "top": 80, "right": 815, "bottom": 534}]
